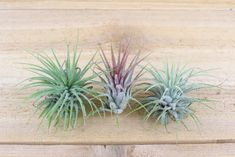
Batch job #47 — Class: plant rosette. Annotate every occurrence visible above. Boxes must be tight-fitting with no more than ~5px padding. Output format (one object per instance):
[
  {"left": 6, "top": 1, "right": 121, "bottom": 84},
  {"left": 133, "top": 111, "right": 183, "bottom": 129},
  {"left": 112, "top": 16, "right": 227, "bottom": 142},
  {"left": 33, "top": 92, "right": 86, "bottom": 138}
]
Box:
[
  {"left": 137, "top": 64, "right": 217, "bottom": 129},
  {"left": 23, "top": 45, "right": 101, "bottom": 130},
  {"left": 95, "top": 43, "right": 146, "bottom": 115}
]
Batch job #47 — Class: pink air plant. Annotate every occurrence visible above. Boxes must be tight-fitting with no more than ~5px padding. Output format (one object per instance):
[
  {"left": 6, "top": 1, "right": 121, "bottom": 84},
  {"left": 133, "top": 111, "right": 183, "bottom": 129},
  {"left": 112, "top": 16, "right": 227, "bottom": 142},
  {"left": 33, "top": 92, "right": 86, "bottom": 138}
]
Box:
[{"left": 96, "top": 43, "right": 145, "bottom": 114}]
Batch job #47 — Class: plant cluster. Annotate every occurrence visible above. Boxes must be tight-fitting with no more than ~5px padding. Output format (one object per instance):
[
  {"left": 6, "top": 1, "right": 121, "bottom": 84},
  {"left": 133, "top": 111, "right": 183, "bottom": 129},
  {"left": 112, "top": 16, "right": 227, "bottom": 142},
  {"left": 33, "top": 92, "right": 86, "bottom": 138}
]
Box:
[
  {"left": 24, "top": 43, "right": 216, "bottom": 130},
  {"left": 24, "top": 46, "right": 101, "bottom": 129},
  {"left": 95, "top": 44, "right": 144, "bottom": 114},
  {"left": 140, "top": 64, "right": 214, "bottom": 128}
]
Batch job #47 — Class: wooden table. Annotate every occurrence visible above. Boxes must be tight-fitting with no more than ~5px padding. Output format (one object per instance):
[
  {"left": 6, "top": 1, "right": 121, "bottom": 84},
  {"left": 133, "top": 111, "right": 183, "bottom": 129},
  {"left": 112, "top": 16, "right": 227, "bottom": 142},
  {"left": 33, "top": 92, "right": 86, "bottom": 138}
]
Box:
[{"left": 0, "top": 0, "right": 235, "bottom": 156}]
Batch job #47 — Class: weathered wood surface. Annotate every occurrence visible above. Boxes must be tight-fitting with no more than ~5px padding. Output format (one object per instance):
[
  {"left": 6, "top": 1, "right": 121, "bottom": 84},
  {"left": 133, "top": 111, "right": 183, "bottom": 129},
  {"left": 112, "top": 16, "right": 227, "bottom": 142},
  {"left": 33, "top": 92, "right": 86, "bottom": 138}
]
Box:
[
  {"left": 0, "top": 144, "right": 235, "bottom": 157},
  {"left": 1, "top": 0, "right": 235, "bottom": 9},
  {"left": 0, "top": 0, "right": 235, "bottom": 155}
]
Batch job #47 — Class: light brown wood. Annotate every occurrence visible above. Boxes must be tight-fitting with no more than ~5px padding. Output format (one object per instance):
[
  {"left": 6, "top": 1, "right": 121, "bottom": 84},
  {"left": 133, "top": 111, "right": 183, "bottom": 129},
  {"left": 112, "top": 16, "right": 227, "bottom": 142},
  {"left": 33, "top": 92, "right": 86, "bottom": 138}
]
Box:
[
  {"left": 0, "top": 0, "right": 235, "bottom": 148},
  {"left": 1, "top": 0, "right": 235, "bottom": 9},
  {"left": 0, "top": 144, "right": 235, "bottom": 157}
]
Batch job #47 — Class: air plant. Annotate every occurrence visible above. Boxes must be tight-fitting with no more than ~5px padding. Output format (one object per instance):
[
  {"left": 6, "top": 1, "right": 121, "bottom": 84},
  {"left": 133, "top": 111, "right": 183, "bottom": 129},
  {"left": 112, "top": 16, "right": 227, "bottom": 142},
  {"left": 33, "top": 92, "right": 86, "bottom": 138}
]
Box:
[
  {"left": 139, "top": 64, "right": 216, "bottom": 128},
  {"left": 96, "top": 43, "right": 145, "bottom": 115},
  {"left": 23, "top": 45, "right": 100, "bottom": 129}
]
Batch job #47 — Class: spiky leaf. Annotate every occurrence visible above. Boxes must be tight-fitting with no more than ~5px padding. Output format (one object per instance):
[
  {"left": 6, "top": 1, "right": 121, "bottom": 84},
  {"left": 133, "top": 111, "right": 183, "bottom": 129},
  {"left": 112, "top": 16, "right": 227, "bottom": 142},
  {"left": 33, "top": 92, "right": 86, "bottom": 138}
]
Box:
[
  {"left": 96, "top": 43, "right": 145, "bottom": 114},
  {"left": 139, "top": 64, "right": 216, "bottom": 127},
  {"left": 24, "top": 45, "right": 99, "bottom": 130}
]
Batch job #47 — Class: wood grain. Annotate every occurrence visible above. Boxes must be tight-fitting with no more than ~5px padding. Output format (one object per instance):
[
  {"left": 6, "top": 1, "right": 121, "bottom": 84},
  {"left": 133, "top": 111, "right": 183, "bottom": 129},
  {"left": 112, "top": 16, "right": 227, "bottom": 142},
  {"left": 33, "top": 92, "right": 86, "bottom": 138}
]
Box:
[
  {"left": 0, "top": 144, "right": 235, "bottom": 157},
  {"left": 0, "top": 0, "right": 235, "bottom": 147},
  {"left": 1, "top": 0, "right": 235, "bottom": 9}
]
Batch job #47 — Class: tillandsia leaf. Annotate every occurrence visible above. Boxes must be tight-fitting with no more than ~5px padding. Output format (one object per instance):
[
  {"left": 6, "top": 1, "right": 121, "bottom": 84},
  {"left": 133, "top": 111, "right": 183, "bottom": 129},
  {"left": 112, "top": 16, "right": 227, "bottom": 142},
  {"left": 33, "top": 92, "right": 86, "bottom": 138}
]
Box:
[
  {"left": 138, "top": 63, "right": 217, "bottom": 128},
  {"left": 24, "top": 45, "right": 101, "bottom": 130},
  {"left": 96, "top": 43, "right": 146, "bottom": 115}
]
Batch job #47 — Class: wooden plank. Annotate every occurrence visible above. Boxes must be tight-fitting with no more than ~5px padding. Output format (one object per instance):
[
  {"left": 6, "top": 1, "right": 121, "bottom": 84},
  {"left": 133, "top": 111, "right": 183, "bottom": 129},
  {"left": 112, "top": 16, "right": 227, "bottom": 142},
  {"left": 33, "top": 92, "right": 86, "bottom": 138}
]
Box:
[
  {"left": 0, "top": 85, "right": 233, "bottom": 145},
  {"left": 0, "top": 7, "right": 234, "bottom": 144},
  {"left": 0, "top": 0, "right": 235, "bottom": 9},
  {"left": 0, "top": 144, "right": 235, "bottom": 157},
  {"left": 0, "top": 9, "right": 235, "bottom": 48}
]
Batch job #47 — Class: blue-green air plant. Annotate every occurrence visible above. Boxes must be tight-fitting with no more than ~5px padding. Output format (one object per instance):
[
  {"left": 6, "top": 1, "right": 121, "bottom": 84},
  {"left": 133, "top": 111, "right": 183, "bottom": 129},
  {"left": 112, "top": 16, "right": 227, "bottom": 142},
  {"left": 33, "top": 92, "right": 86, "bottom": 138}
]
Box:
[
  {"left": 24, "top": 46, "right": 100, "bottom": 129},
  {"left": 96, "top": 44, "right": 145, "bottom": 114},
  {"left": 139, "top": 64, "right": 216, "bottom": 128}
]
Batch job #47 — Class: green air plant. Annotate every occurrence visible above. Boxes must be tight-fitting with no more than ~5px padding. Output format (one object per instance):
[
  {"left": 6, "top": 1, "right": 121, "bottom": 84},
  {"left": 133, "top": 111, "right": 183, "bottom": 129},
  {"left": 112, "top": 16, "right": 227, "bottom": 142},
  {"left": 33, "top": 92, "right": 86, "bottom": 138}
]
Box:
[
  {"left": 24, "top": 46, "right": 100, "bottom": 129},
  {"left": 96, "top": 44, "right": 145, "bottom": 115},
  {"left": 140, "top": 64, "right": 215, "bottom": 128}
]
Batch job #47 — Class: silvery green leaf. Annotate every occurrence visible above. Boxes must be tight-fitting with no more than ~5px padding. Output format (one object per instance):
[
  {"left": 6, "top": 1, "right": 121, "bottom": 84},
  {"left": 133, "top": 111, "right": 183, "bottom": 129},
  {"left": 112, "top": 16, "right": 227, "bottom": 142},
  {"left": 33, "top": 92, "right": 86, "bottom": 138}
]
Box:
[
  {"left": 139, "top": 63, "right": 216, "bottom": 127},
  {"left": 96, "top": 43, "right": 145, "bottom": 115},
  {"left": 24, "top": 45, "right": 100, "bottom": 130}
]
